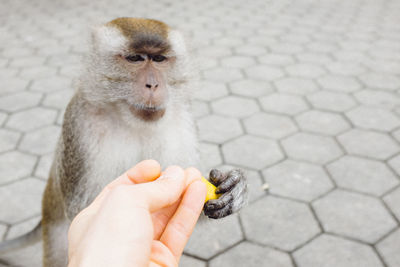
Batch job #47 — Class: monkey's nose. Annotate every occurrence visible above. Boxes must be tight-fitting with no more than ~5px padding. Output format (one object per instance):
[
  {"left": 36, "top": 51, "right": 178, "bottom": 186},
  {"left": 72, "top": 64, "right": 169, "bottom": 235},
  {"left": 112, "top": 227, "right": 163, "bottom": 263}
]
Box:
[{"left": 145, "top": 83, "right": 159, "bottom": 90}]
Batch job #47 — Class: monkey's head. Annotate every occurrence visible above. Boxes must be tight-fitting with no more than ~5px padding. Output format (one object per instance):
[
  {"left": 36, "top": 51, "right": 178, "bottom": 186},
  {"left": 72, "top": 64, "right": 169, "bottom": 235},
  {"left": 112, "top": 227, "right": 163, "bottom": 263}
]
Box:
[{"left": 83, "top": 17, "right": 191, "bottom": 123}]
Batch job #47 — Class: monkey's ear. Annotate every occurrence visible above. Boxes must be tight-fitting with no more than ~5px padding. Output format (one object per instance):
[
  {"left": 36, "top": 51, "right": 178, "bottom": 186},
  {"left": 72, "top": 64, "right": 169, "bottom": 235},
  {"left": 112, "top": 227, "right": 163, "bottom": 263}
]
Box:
[
  {"left": 90, "top": 25, "right": 128, "bottom": 54},
  {"left": 168, "top": 30, "right": 188, "bottom": 57}
]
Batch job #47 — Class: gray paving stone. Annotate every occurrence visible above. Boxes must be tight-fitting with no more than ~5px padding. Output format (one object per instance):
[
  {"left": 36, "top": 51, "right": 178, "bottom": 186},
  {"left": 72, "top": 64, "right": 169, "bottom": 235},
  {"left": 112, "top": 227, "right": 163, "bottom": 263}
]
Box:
[
  {"left": 210, "top": 242, "right": 293, "bottom": 267},
  {"left": 259, "top": 54, "right": 295, "bottom": 66},
  {"left": 0, "top": 129, "right": 20, "bottom": 153},
  {"left": 244, "top": 112, "right": 297, "bottom": 139},
  {"left": 235, "top": 45, "right": 267, "bottom": 56},
  {"left": 30, "top": 76, "right": 72, "bottom": 93},
  {"left": 10, "top": 56, "right": 46, "bottom": 68},
  {"left": 42, "top": 89, "right": 74, "bottom": 109},
  {"left": 294, "top": 234, "right": 384, "bottom": 267},
  {"left": 0, "top": 112, "right": 7, "bottom": 126},
  {"left": 229, "top": 79, "right": 274, "bottom": 97},
  {"left": 211, "top": 96, "right": 259, "bottom": 118},
  {"left": 327, "top": 156, "right": 399, "bottom": 196},
  {"left": 376, "top": 228, "right": 400, "bottom": 267},
  {"left": 326, "top": 62, "right": 366, "bottom": 76},
  {"left": 180, "top": 255, "right": 206, "bottom": 267},
  {"left": 346, "top": 106, "right": 400, "bottom": 131},
  {"left": 19, "top": 66, "right": 57, "bottom": 80},
  {"left": 313, "top": 190, "right": 397, "bottom": 243},
  {"left": 354, "top": 90, "right": 400, "bottom": 109},
  {"left": 317, "top": 75, "right": 362, "bottom": 93},
  {"left": 360, "top": 73, "right": 400, "bottom": 90},
  {"left": 0, "top": 78, "right": 30, "bottom": 96},
  {"left": 245, "top": 65, "right": 285, "bottom": 81},
  {"left": 6, "top": 216, "right": 41, "bottom": 240},
  {"left": 0, "top": 178, "right": 45, "bottom": 224},
  {"left": 184, "top": 214, "right": 243, "bottom": 259},
  {"left": 241, "top": 196, "right": 320, "bottom": 251},
  {"left": 221, "top": 56, "right": 256, "bottom": 68},
  {"left": 192, "top": 100, "right": 209, "bottom": 118},
  {"left": 34, "top": 153, "right": 54, "bottom": 180},
  {"left": 203, "top": 67, "right": 243, "bottom": 82},
  {"left": 201, "top": 45, "right": 232, "bottom": 58},
  {"left": 338, "top": 129, "right": 400, "bottom": 160},
  {"left": 199, "top": 142, "right": 222, "bottom": 174},
  {"left": 6, "top": 107, "right": 57, "bottom": 132},
  {"left": 0, "top": 151, "right": 37, "bottom": 185},
  {"left": 222, "top": 135, "right": 284, "bottom": 170},
  {"left": 383, "top": 187, "right": 400, "bottom": 221},
  {"left": 260, "top": 93, "right": 309, "bottom": 115},
  {"left": 19, "top": 125, "right": 60, "bottom": 155},
  {"left": 307, "top": 91, "right": 357, "bottom": 112},
  {"left": 296, "top": 52, "right": 333, "bottom": 65},
  {"left": 275, "top": 77, "right": 318, "bottom": 95},
  {"left": 0, "top": 92, "right": 42, "bottom": 112},
  {"left": 286, "top": 64, "right": 326, "bottom": 78},
  {"left": 262, "top": 160, "right": 334, "bottom": 202},
  {"left": 295, "top": 110, "right": 350, "bottom": 135},
  {"left": 195, "top": 81, "right": 229, "bottom": 102},
  {"left": 196, "top": 115, "right": 243, "bottom": 144},
  {"left": 282, "top": 133, "right": 343, "bottom": 164}
]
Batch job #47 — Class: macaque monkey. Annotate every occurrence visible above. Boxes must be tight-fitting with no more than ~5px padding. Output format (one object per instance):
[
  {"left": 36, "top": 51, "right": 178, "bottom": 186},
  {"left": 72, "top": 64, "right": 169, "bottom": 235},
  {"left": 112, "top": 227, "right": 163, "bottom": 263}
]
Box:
[{"left": 0, "top": 17, "right": 247, "bottom": 267}]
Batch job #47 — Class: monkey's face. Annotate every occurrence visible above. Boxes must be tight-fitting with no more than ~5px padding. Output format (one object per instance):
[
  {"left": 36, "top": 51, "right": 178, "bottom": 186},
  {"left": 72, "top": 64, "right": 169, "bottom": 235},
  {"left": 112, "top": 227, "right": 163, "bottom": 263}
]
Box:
[{"left": 87, "top": 18, "right": 189, "bottom": 123}]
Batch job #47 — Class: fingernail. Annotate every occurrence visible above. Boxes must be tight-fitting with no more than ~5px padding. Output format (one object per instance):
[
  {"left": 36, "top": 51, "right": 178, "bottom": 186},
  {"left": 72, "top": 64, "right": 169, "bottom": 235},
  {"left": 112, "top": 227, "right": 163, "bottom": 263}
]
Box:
[{"left": 160, "top": 166, "right": 184, "bottom": 181}]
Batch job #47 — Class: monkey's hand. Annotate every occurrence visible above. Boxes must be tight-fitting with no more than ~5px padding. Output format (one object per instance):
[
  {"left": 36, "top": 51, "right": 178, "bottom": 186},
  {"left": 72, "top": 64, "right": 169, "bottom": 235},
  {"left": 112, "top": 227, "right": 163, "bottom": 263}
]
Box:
[{"left": 203, "top": 169, "right": 247, "bottom": 219}]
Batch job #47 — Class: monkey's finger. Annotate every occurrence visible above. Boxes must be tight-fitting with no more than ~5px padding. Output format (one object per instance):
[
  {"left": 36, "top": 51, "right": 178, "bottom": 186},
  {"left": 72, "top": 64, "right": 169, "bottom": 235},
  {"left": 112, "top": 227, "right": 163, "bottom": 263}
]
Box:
[
  {"left": 209, "top": 169, "right": 227, "bottom": 186},
  {"left": 215, "top": 169, "right": 243, "bottom": 194},
  {"left": 159, "top": 180, "right": 206, "bottom": 262}
]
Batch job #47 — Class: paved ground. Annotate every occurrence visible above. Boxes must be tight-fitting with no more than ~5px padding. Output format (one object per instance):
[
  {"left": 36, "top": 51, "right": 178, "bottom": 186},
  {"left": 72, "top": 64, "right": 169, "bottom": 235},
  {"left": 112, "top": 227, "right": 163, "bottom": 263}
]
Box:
[{"left": 1, "top": 0, "right": 400, "bottom": 266}]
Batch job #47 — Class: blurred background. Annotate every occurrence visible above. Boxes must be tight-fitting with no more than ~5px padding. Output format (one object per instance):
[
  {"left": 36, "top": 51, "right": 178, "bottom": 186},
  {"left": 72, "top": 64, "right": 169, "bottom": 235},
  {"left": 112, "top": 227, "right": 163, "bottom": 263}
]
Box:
[{"left": 0, "top": 0, "right": 400, "bottom": 266}]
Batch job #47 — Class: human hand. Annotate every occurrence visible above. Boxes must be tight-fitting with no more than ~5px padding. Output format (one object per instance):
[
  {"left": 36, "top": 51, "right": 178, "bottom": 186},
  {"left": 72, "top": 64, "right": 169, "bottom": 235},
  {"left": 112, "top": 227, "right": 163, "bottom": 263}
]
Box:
[{"left": 67, "top": 160, "right": 206, "bottom": 267}]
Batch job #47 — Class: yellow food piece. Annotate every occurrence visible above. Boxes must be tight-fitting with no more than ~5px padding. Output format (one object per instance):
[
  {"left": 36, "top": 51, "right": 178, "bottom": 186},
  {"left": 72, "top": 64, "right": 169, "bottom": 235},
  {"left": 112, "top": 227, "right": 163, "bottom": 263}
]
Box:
[{"left": 201, "top": 177, "right": 221, "bottom": 202}]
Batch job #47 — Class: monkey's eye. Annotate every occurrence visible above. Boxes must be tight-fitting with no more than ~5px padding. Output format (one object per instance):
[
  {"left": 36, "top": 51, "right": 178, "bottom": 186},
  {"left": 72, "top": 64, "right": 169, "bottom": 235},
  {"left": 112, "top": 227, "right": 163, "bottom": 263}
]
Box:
[
  {"left": 152, "top": 55, "right": 167, "bottom": 62},
  {"left": 125, "top": 55, "right": 145, "bottom": 62}
]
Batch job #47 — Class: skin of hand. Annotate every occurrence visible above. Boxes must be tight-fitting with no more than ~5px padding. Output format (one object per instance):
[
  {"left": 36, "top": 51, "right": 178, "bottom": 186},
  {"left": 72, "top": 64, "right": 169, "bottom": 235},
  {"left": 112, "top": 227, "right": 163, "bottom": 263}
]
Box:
[{"left": 67, "top": 160, "right": 207, "bottom": 267}]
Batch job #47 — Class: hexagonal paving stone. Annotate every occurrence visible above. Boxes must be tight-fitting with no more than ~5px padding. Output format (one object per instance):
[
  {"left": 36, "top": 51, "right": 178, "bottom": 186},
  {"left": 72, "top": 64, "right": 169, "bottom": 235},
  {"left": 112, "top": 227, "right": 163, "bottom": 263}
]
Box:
[
  {"left": 200, "top": 45, "right": 232, "bottom": 58},
  {"left": 327, "top": 156, "right": 399, "bottom": 196},
  {"left": 274, "top": 77, "right": 318, "bottom": 95},
  {"left": 19, "top": 66, "right": 57, "bottom": 79},
  {"left": 19, "top": 125, "right": 61, "bottom": 155},
  {"left": 203, "top": 67, "right": 243, "bottom": 82},
  {"left": 313, "top": 190, "right": 397, "bottom": 243},
  {"left": 307, "top": 91, "right": 357, "bottom": 112},
  {"left": 377, "top": 228, "right": 400, "bottom": 267},
  {"left": 317, "top": 75, "right": 362, "bottom": 93},
  {"left": 282, "top": 133, "right": 343, "bottom": 164},
  {"left": 0, "top": 78, "right": 30, "bottom": 95},
  {"left": 222, "top": 135, "right": 284, "bottom": 170},
  {"left": 296, "top": 110, "right": 350, "bottom": 135},
  {"left": 260, "top": 93, "right": 309, "bottom": 115},
  {"left": 263, "top": 160, "right": 334, "bottom": 202},
  {"left": 211, "top": 96, "right": 259, "bottom": 118},
  {"left": 192, "top": 100, "right": 209, "bottom": 118},
  {"left": 259, "top": 54, "right": 295, "bottom": 66},
  {"left": 209, "top": 242, "right": 293, "bottom": 267},
  {"left": 195, "top": 81, "right": 229, "bottom": 101},
  {"left": 383, "top": 187, "right": 400, "bottom": 221},
  {"left": 338, "top": 129, "right": 399, "bottom": 160},
  {"left": 184, "top": 214, "right": 243, "bottom": 259},
  {"left": 0, "top": 92, "right": 42, "bottom": 112},
  {"left": 6, "top": 216, "right": 41, "bottom": 240},
  {"left": 360, "top": 72, "right": 400, "bottom": 90},
  {"left": 241, "top": 196, "right": 320, "bottom": 251},
  {"left": 34, "top": 153, "right": 54, "bottom": 180},
  {"left": 180, "top": 255, "right": 206, "bottom": 267},
  {"left": 244, "top": 112, "right": 297, "bottom": 139},
  {"left": 221, "top": 56, "right": 256, "bottom": 68},
  {"left": 235, "top": 45, "right": 267, "bottom": 56},
  {"left": 229, "top": 79, "right": 274, "bottom": 97},
  {"left": 0, "top": 129, "right": 20, "bottom": 153},
  {"left": 294, "top": 234, "right": 384, "bottom": 267},
  {"left": 326, "top": 62, "right": 366, "bottom": 76},
  {"left": 346, "top": 107, "right": 400, "bottom": 131},
  {"left": 6, "top": 107, "right": 58, "bottom": 132},
  {"left": 0, "top": 151, "right": 37, "bottom": 185},
  {"left": 196, "top": 115, "right": 243, "bottom": 143},
  {"left": 354, "top": 90, "right": 400, "bottom": 109},
  {"left": 30, "top": 76, "right": 72, "bottom": 93},
  {"left": 42, "top": 89, "right": 74, "bottom": 109},
  {"left": 286, "top": 64, "right": 326, "bottom": 78},
  {"left": 0, "top": 178, "right": 45, "bottom": 224},
  {"left": 0, "top": 112, "right": 7, "bottom": 126},
  {"left": 245, "top": 65, "right": 284, "bottom": 81},
  {"left": 199, "top": 142, "right": 222, "bottom": 173}
]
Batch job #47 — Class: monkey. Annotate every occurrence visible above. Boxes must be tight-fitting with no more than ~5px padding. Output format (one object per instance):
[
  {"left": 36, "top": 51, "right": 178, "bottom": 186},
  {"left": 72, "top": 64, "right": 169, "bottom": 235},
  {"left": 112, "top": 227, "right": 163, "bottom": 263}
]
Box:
[{"left": 0, "top": 17, "right": 247, "bottom": 267}]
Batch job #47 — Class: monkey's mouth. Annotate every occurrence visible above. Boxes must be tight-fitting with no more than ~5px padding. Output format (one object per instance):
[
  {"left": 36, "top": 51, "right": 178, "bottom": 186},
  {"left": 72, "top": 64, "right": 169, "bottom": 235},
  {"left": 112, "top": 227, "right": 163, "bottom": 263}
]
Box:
[{"left": 129, "top": 103, "right": 166, "bottom": 121}]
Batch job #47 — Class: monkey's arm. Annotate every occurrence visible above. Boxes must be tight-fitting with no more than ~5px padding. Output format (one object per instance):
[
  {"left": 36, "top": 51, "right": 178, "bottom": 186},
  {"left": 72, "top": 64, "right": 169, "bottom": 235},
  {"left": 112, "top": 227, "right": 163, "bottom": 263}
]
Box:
[{"left": 203, "top": 169, "right": 247, "bottom": 219}]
